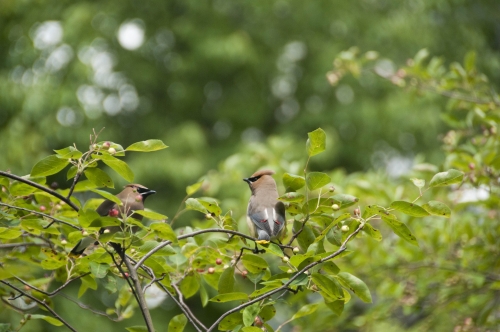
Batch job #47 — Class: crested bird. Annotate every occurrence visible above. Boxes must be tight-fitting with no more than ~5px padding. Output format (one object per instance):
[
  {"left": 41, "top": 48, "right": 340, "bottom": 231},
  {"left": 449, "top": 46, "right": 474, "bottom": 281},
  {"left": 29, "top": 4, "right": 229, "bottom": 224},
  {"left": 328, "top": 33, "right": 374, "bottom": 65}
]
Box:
[
  {"left": 69, "top": 184, "right": 156, "bottom": 257},
  {"left": 244, "top": 170, "right": 286, "bottom": 245}
]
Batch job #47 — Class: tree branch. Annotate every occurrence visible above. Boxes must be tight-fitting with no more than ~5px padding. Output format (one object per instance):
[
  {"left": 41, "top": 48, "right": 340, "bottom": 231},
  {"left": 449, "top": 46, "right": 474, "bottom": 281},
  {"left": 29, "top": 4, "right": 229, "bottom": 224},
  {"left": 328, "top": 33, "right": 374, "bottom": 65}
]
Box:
[
  {"left": 0, "top": 171, "right": 79, "bottom": 211},
  {"left": 0, "top": 242, "right": 48, "bottom": 249},
  {"left": 171, "top": 283, "right": 207, "bottom": 331},
  {"left": 123, "top": 256, "right": 155, "bottom": 332},
  {"left": 0, "top": 202, "right": 82, "bottom": 230},
  {"left": 13, "top": 273, "right": 89, "bottom": 297},
  {"left": 0, "top": 280, "right": 78, "bottom": 332},
  {"left": 206, "top": 220, "right": 366, "bottom": 332}
]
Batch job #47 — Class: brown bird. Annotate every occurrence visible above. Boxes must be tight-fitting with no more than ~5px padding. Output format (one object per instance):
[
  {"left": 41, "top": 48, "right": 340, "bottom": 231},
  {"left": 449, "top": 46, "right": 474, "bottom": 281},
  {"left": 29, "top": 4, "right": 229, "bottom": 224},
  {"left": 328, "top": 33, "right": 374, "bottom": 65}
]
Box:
[
  {"left": 244, "top": 170, "right": 286, "bottom": 244},
  {"left": 69, "top": 184, "right": 156, "bottom": 257}
]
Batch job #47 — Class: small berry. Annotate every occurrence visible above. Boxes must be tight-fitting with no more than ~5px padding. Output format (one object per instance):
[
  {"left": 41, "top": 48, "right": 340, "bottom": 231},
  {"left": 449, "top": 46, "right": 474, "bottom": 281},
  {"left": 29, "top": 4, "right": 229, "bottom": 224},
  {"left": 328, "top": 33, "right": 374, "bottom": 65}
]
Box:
[
  {"left": 282, "top": 256, "right": 289, "bottom": 263},
  {"left": 135, "top": 194, "right": 142, "bottom": 202},
  {"left": 124, "top": 272, "right": 129, "bottom": 278},
  {"left": 108, "top": 147, "right": 116, "bottom": 155},
  {"left": 109, "top": 209, "right": 119, "bottom": 217},
  {"left": 287, "top": 269, "right": 293, "bottom": 273},
  {"left": 130, "top": 248, "right": 136, "bottom": 253},
  {"left": 230, "top": 259, "right": 236, "bottom": 265},
  {"left": 92, "top": 144, "right": 98, "bottom": 149},
  {"left": 82, "top": 231, "right": 88, "bottom": 236},
  {"left": 241, "top": 270, "right": 248, "bottom": 278},
  {"left": 223, "top": 264, "right": 229, "bottom": 269},
  {"left": 205, "top": 213, "right": 212, "bottom": 219},
  {"left": 468, "top": 163, "right": 475, "bottom": 170},
  {"left": 61, "top": 239, "right": 67, "bottom": 245},
  {"left": 332, "top": 204, "right": 340, "bottom": 211},
  {"left": 103, "top": 229, "right": 111, "bottom": 234},
  {"left": 293, "top": 247, "right": 300, "bottom": 253},
  {"left": 254, "top": 316, "right": 263, "bottom": 327},
  {"left": 354, "top": 208, "right": 361, "bottom": 216},
  {"left": 103, "top": 141, "right": 111, "bottom": 148},
  {"left": 196, "top": 269, "right": 205, "bottom": 273},
  {"left": 208, "top": 267, "right": 215, "bottom": 274},
  {"left": 216, "top": 258, "right": 222, "bottom": 265},
  {"left": 50, "top": 182, "right": 58, "bottom": 189},
  {"left": 341, "top": 225, "right": 349, "bottom": 232},
  {"left": 39, "top": 206, "right": 46, "bottom": 212},
  {"left": 329, "top": 186, "right": 335, "bottom": 192}
]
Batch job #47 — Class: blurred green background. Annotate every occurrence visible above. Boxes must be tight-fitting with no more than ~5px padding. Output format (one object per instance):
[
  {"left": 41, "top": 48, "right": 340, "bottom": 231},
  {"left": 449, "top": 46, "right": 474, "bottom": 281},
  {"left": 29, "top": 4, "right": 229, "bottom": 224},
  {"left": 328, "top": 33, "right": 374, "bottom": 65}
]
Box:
[{"left": 1, "top": 0, "right": 499, "bottom": 331}]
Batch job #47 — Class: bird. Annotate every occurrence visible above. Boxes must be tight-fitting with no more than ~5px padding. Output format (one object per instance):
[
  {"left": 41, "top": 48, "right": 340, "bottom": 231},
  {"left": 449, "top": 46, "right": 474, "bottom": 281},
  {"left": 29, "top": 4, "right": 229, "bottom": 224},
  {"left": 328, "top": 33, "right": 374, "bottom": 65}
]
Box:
[
  {"left": 69, "top": 184, "right": 156, "bottom": 257},
  {"left": 244, "top": 170, "right": 286, "bottom": 245}
]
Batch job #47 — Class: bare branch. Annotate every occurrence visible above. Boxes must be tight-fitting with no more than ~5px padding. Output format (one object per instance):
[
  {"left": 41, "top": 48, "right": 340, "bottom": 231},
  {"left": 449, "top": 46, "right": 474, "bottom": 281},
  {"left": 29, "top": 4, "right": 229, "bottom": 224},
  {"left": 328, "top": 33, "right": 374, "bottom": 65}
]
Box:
[
  {"left": 13, "top": 273, "right": 89, "bottom": 297},
  {"left": 0, "top": 202, "right": 82, "bottom": 230},
  {"left": 0, "top": 171, "right": 79, "bottom": 211},
  {"left": 0, "top": 280, "right": 78, "bottom": 332},
  {"left": 0, "top": 242, "right": 48, "bottom": 249},
  {"left": 206, "top": 220, "right": 366, "bottom": 332},
  {"left": 171, "top": 283, "right": 207, "bottom": 331},
  {"left": 155, "top": 282, "right": 206, "bottom": 332}
]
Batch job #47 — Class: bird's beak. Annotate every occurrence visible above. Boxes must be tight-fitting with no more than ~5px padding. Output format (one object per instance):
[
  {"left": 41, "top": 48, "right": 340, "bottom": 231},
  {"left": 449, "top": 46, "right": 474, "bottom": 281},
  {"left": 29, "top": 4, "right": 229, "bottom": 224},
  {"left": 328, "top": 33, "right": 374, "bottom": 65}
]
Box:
[
  {"left": 243, "top": 178, "right": 251, "bottom": 184},
  {"left": 142, "top": 189, "right": 156, "bottom": 197}
]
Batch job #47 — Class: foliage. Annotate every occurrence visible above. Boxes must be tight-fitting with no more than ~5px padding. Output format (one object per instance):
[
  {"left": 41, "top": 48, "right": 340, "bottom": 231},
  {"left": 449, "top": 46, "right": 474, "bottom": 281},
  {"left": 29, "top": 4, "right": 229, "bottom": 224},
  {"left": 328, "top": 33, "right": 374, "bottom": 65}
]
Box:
[{"left": 1, "top": 120, "right": 472, "bottom": 332}]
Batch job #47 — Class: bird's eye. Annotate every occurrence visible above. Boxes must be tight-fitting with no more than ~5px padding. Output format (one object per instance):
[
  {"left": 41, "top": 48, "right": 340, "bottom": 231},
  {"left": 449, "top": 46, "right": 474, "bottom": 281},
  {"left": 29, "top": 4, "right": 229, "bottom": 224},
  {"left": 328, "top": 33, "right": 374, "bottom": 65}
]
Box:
[
  {"left": 248, "top": 176, "right": 261, "bottom": 182},
  {"left": 136, "top": 187, "right": 149, "bottom": 194}
]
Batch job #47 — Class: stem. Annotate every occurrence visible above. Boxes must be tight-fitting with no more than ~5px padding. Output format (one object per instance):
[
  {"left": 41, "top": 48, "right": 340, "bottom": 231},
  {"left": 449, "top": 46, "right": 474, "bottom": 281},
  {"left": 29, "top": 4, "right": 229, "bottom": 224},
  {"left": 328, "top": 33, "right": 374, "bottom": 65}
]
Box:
[
  {"left": 123, "top": 256, "right": 155, "bottom": 332},
  {"left": 0, "top": 280, "right": 78, "bottom": 332},
  {"left": 0, "top": 171, "right": 79, "bottom": 211},
  {"left": 206, "top": 220, "right": 366, "bottom": 332},
  {"left": 0, "top": 202, "right": 82, "bottom": 230}
]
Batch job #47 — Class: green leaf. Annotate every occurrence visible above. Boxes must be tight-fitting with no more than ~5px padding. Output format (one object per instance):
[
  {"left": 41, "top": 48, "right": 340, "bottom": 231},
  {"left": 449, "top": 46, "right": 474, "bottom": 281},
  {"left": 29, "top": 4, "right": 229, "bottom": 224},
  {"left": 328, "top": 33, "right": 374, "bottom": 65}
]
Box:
[
  {"left": 84, "top": 168, "right": 114, "bottom": 188},
  {"left": 362, "top": 223, "right": 382, "bottom": 241},
  {"left": 243, "top": 303, "right": 260, "bottom": 326},
  {"left": 168, "top": 314, "right": 187, "bottom": 332},
  {"left": 218, "top": 312, "right": 243, "bottom": 331},
  {"left": 179, "top": 275, "right": 199, "bottom": 299},
  {"left": 381, "top": 214, "right": 419, "bottom": 246},
  {"left": 218, "top": 266, "right": 235, "bottom": 294},
  {"left": 422, "top": 200, "right": 451, "bottom": 218},
  {"left": 210, "top": 292, "right": 248, "bottom": 303},
  {"left": 0, "top": 227, "right": 22, "bottom": 240},
  {"left": 325, "top": 300, "right": 344, "bottom": 316},
  {"left": 306, "top": 172, "right": 331, "bottom": 190},
  {"left": 126, "top": 326, "right": 148, "bottom": 332},
  {"left": 54, "top": 146, "right": 83, "bottom": 159},
  {"left": 90, "top": 189, "right": 122, "bottom": 205},
  {"left": 410, "top": 178, "right": 425, "bottom": 188},
  {"left": 336, "top": 272, "right": 372, "bottom": 303},
  {"left": 133, "top": 210, "right": 168, "bottom": 220},
  {"left": 279, "top": 192, "right": 305, "bottom": 203},
  {"left": 126, "top": 139, "right": 168, "bottom": 152},
  {"left": 185, "top": 198, "right": 206, "bottom": 214},
  {"left": 31, "top": 155, "right": 70, "bottom": 177},
  {"left": 259, "top": 305, "right": 276, "bottom": 321},
  {"left": 29, "top": 314, "right": 63, "bottom": 327},
  {"left": 390, "top": 201, "right": 430, "bottom": 217},
  {"left": 186, "top": 181, "right": 204, "bottom": 196},
  {"left": 322, "top": 261, "right": 340, "bottom": 275},
  {"left": 258, "top": 243, "right": 284, "bottom": 257},
  {"left": 307, "top": 128, "right": 326, "bottom": 157},
  {"left": 314, "top": 213, "right": 349, "bottom": 243},
  {"left": 311, "top": 273, "right": 344, "bottom": 301},
  {"left": 100, "top": 155, "right": 134, "bottom": 182},
  {"left": 197, "top": 198, "right": 222, "bottom": 216},
  {"left": 291, "top": 303, "right": 319, "bottom": 320},
  {"left": 150, "top": 222, "right": 177, "bottom": 242},
  {"left": 283, "top": 173, "right": 306, "bottom": 191},
  {"left": 241, "top": 327, "right": 262, "bottom": 332},
  {"left": 90, "top": 262, "right": 110, "bottom": 279},
  {"left": 242, "top": 254, "right": 268, "bottom": 274},
  {"left": 331, "top": 194, "right": 359, "bottom": 208},
  {"left": 428, "top": 169, "right": 464, "bottom": 187}
]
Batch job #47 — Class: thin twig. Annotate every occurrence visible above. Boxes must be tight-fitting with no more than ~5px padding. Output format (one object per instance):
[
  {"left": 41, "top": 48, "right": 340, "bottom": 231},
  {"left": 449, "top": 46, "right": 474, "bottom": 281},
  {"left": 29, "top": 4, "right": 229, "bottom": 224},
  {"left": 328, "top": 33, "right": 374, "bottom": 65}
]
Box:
[
  {"left": 0, "top": 242, "right": 48, "bottom": 249},
  {"left": 0, "top": 202, "right": 82, "bottom": 230},
  {"left": 155, "top": 282, "right": 205, "bottom": 332},
  {"left": 58, "top": 293, "right": 121, "bottom": 322},
  {"left": 13, "top": 273, "right": 89, "bottom": 297},
  {"left": 123, "top": 256, "right": 155, "bottom": 332},
  {"left": 0, "top": 171, "right": 79, "bottom": 211},
  {"left": 133, "top": 229, "right": 259, "bottom": 272},
  {"left": 0, "top": 280, "right": 78, "bottom": 332},
  {"left": 206, "top": 220, "right": 366, "bottom": 332},
  {"left": 171, "top": 283, "right": 207, "bottom": 331}
]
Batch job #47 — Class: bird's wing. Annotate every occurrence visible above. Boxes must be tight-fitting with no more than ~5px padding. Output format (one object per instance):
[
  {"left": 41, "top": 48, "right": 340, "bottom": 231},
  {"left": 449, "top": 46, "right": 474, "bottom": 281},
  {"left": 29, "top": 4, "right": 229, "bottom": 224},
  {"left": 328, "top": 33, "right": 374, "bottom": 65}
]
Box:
[
  {"left": 273, "top": 201, "right": 286, "bottom": 237},
  {"left": 247, "top": 208, "right": 273, "bottom": 237}
]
